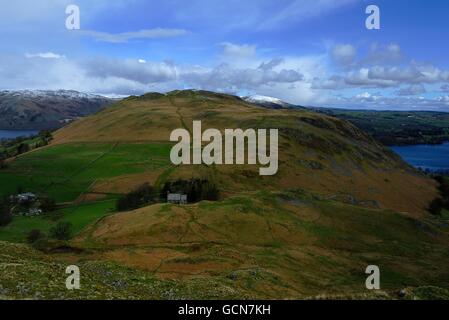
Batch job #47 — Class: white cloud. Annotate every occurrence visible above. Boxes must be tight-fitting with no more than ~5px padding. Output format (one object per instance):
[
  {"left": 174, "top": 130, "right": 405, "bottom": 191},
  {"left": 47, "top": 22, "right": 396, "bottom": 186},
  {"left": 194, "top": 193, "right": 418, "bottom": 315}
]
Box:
[
  {"left": 25, "top": 52, "right": 65, "bottom": 59},
  {"left": 326, "top": 94, "right": 449, "bottom": 111},
  {"left": 344, "top": 68, "right": 397, "bottom": 88},
  {"left": 83, "top": 58, "right": 180, "bottom": 84},
  {"left": 0, "top": 53, "right": 308, "bottom": 101},
  {"left": 220, "top": 42, "right": 257, "bottom": 59},
  {"left": 316, "top": 62, "right": 449, "bottom": 90},
  {"left": 4, "top": 39, "right": 449, "bottom": 111},
  {"left": 363, "top": 43, "right": 402, "bottom": 65},
  {"left": 436, "top": 96, "right": 449, "bottom": 104},
  {"left": 78, "top": 28, "right": 189, "bottom": 43},
  {"left": 396, "top": 84, "right": 426, "bottom": 96},
  {"left": 332, "top": 44, "right": 356, "bottom": 66},
  {"left": 356, "top": 92, "right": 372, "bottom": 99}
]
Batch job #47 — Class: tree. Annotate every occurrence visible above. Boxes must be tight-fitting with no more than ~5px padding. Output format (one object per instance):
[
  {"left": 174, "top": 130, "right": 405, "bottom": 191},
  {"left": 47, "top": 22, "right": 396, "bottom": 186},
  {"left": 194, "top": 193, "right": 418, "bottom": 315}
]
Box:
[
  {"left": 40, "top": 197, "right": 56, "bottom": 212},
  {"left": 39, "top": 130, "right": 53, "bottom": 144},
  {"left": 201, "top": 180, "right": 220, "bottom": 201},
  {"left": 27, "top": 229, "right": 45, "bottom": 244},
  {"left": 429, "top": 198, "right": 444, "bottom": 216},
  {"left": 49, "top": 221, "right": 72, "bottom": 240},
  {"left": 162, "top": 179, "right": 220, "bottom": 203},
  {"left": 0, "top": 151, "right": 7, "bottom": 169},
  {"left": 116, "top": 183, "right": 157, "bottom": 211},
  {"left": 0, "top": 198, "right": 12, "bottom": 227},
  {"left": 17, "top": 143, "right": 29, "bottom": 155}
]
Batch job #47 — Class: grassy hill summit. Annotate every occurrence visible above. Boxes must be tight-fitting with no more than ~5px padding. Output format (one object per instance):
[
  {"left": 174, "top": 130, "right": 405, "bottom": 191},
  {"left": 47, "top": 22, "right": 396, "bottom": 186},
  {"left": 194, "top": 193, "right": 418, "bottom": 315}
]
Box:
[{"left": 1, "top": 89, "right": 448, "bottom": 299}]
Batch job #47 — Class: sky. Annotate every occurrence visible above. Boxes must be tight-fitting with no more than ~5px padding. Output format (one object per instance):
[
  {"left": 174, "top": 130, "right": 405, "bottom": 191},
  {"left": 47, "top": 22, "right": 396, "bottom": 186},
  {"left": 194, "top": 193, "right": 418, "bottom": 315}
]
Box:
[{"left": 0, "top": 0, "right": 449, "bottom": 110}]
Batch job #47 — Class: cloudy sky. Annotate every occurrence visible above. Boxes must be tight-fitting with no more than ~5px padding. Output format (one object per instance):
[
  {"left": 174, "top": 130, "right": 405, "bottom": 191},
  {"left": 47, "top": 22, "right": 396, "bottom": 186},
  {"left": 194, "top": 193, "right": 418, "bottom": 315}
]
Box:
[{"left": 1, "top": 0, "right": 449, "bottom": 110}]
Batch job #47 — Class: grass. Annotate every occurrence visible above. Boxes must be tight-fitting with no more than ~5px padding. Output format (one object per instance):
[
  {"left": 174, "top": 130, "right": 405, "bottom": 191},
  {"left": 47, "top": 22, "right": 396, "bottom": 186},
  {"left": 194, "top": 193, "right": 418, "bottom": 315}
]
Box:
[
  {"left": 0, "top": 90, "right": 447, "bottom": 299},
  {"left": 0, "top": 241, "right": 254, "bottom": 300},
  {"left": 0, "top": 142, "right": 172, "bottom": 202},
  {"left": 0, "top": 200, "right": 117, "bottom": 242},
  {"left": 62, "top": 199, "right": 117, "bottom": 234},
  {"left": 0, "top": 142, "right": 172, "bottom": 243},
  {"left": 69, "top": 191, "right": 449, "bottom": 298}
]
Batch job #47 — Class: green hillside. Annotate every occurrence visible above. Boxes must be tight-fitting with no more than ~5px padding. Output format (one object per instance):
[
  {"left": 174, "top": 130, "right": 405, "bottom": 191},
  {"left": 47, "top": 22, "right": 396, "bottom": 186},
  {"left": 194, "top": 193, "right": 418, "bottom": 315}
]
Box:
[{"left": 0, "top": 90, "right": 447, "bottom": 299}]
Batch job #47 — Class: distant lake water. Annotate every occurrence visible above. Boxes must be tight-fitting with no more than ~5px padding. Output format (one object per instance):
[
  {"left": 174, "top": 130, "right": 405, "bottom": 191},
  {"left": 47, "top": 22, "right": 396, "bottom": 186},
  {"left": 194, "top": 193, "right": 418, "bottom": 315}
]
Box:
[
  {"left": 392, "top": 142, "right": 449, "bottom": 171},
  {"left": 0, "top": 130, "right": 38, "bottom": 140}
]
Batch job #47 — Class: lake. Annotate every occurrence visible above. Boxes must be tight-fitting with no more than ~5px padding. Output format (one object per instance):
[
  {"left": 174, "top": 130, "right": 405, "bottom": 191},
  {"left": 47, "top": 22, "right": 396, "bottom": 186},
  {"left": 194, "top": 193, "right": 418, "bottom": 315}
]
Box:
[
  {"left": 392, "top": 142, "right": 449, "bottom": 171},
  {"left": 0, "top": 130, "right": 38, "bottom": 140}
]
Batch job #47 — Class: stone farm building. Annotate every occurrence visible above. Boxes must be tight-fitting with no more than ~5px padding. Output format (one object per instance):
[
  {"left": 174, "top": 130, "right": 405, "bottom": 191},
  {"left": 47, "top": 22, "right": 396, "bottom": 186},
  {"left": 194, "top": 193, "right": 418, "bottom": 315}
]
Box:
[{"left": 167, "top": 193, "right": 188, "bottom": 204}]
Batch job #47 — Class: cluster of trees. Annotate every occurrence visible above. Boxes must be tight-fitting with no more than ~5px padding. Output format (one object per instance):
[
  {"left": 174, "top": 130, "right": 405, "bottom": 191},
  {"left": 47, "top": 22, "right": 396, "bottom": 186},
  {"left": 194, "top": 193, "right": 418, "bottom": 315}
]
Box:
[
  {"left": 161, "top": 178, "right": 220, "bottom": 203},
  {"left": 115, "top": 179, "right": 220, "bottom": 212},
  {"left": 116, "top": 183, "right": 158, "bottom": 211},
  {"left": 26, "top": 222, "right": 73, "bottom": 249},
  {"left": 429, "top": 176, "right": 449, "bottom": 215},
  {"left": 0, "top": 130, "right": 53, "bottom": 160}
]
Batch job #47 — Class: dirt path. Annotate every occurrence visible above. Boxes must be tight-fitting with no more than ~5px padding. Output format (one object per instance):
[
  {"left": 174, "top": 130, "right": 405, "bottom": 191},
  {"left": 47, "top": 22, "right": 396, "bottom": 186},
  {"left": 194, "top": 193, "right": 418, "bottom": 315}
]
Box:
[{"left": 168, "top": 96, "right": 191, "bottom": 135}]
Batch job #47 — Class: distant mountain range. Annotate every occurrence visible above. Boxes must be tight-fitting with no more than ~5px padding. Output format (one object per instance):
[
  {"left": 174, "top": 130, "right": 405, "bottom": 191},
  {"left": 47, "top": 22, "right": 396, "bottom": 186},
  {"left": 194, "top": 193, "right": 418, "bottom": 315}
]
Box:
[{"left": 0, "top": 90, "right": 114, "bottom": 130}]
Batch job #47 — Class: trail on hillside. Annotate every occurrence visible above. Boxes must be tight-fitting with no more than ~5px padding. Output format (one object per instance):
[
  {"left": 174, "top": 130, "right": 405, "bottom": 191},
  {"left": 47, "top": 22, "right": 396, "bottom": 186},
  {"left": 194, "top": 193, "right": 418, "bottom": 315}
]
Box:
[{"left": 168, "top": 96, "right": 191, "bottom": 135}]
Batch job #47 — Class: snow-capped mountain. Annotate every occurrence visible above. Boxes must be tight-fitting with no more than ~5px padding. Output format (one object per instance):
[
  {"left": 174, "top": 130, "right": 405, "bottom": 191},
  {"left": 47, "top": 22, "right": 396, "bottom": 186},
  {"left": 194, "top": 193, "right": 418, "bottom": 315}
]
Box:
[
  {"left": 0, "top": 90, "right": 114, "bottom": 130},
  {"left": 3, "top": 89, "right": 105, "bottom": 100},
  {"left": 243, "top": 95, "right": 296, "bottom": 109}
]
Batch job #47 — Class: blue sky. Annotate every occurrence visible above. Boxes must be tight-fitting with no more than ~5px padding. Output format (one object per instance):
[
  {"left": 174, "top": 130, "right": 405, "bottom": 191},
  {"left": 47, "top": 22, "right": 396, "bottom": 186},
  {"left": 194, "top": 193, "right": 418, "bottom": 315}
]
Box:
[{"left": 1, "top": 0, "right": 449, "bottom": 110}]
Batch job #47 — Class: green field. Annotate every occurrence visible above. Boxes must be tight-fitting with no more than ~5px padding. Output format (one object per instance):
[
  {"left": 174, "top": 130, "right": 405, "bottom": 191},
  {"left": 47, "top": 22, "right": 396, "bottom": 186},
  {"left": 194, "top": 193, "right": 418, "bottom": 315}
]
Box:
[
  {"left": 0, "top": 199, "right": 117, "bottom": 242},
  {"left": 0, "top": 142, "right": 173, "bottom": 242},
  {"left": 0, "top": 142, "right": 172, "bottom": 202}
]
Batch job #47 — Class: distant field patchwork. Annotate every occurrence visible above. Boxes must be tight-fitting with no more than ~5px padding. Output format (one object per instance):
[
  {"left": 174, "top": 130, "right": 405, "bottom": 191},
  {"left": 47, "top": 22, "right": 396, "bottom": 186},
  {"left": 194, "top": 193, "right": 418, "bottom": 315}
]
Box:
[
  {"left": 0, "top": 142, "right": 172, "bottom": 203},
  {"left": 0, "top": 142, "right": 173, "bottom": 242}
]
